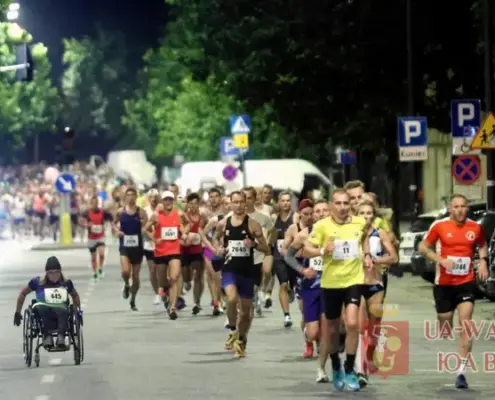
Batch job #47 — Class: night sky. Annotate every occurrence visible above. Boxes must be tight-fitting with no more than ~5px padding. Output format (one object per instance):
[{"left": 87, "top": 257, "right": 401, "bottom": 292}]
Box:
[{"left": 18, "top": 0, "right": 169, "bottom": 78}]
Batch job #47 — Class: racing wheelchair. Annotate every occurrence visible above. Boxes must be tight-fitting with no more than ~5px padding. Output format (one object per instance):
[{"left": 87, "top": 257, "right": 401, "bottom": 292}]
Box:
[{"left": 22, "top": 299, "right": 84, "bottom": 367}]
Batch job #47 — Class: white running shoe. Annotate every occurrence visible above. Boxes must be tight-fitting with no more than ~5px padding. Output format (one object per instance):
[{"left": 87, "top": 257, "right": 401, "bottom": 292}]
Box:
[
  {"left": 153, "top": 294, "right": 161, "bottom": 305},
  {"left": 316, "top": 367, "right": 329, "bottom": 383}
]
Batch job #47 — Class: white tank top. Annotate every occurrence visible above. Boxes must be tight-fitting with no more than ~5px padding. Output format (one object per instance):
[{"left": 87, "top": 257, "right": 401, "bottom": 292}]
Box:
[{"left": 143, "top": 205, "right": 155, "bottom": 251}]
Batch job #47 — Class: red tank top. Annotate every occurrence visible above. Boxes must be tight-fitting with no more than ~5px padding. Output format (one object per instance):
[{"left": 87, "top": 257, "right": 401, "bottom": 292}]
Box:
[
  {"left": 87, "top": 209, "right": 105, "bottom": 240},
  {"left": 154, "top": 209, "right": 181, "bottom": 257},
  {"left": 182, "top": 214, "right": 202, "bottom": 255}
]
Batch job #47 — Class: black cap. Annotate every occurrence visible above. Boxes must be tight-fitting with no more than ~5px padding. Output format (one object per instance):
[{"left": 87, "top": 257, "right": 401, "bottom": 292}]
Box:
[{"left": 45, "top": 256, "right": 62, "bottom": 272}]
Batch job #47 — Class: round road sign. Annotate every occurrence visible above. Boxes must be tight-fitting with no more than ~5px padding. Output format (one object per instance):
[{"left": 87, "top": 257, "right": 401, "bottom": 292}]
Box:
[
  {"left": 222, "top": 165, "right": 238, "bottom": 181},
  {"left": 452, "top": 155, "right": 481, "bottom": 184}
]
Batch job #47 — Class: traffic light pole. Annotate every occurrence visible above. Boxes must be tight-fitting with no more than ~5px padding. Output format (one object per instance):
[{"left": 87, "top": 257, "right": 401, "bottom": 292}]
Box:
[{"left": 484, "top": 0, "right": 495, "bottom": 209}]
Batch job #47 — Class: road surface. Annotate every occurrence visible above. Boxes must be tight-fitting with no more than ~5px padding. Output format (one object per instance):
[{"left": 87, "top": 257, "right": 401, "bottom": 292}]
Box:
[{"left": 0, "top": 242, "right": 494, "bottom": 400}]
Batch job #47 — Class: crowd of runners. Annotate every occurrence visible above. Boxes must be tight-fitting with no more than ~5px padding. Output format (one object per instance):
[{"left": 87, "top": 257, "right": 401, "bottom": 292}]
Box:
[{"left": 9, "top": 167, "right": 488, "bottom": 392}]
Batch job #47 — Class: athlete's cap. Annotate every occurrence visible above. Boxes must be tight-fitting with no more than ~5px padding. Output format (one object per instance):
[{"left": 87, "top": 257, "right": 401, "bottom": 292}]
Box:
[
  {"left": 45, "top": 256, "right": 62, "bottom": 272},
  {"left": 161, "top": 190, "right": 175, "bottom": 200},
  {"left": 299, "top": 199, "right": 314, "bottom": 211}
]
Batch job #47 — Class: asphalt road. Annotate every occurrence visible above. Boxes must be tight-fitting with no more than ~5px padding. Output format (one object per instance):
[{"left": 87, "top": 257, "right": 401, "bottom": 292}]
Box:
[{"left": 1, "top": 241, "right": 495, "bottom": 400}]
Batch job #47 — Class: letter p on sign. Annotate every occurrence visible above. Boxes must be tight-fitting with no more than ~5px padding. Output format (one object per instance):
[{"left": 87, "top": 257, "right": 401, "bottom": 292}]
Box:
[
  {"left": 404, "top": 121, "right": 421, "bottom": 144},
  {"left": 458, "top": 103, "right": 475, "bottom": 126}
]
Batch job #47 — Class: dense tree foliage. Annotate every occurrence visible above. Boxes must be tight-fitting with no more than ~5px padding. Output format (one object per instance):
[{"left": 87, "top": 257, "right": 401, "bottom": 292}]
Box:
[
  {"left": 121, "top": 0, "right": 486, "bottom": 164},
  {"left": 61, "top": 30, "right": 134, "bottom": 141},
  {"left": 0, "top": 22, "right": 59, "bottom": 162}
]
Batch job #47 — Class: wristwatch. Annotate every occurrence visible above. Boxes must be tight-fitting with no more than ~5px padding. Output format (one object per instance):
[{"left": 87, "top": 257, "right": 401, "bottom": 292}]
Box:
[
  {"left": 481, "top": 256, "right": 488, "bottom": 262},
  {"left": 319, "top": 248, "right": 325, "bottom": 256}
]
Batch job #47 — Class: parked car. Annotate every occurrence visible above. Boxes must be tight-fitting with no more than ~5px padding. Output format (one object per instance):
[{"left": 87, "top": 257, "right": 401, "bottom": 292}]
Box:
[
  {"left": 413, "top": 209, "right": 495, "bottom": 301},
  {"left": 399, "top": 209, "right": 447, "bottom": 269}
]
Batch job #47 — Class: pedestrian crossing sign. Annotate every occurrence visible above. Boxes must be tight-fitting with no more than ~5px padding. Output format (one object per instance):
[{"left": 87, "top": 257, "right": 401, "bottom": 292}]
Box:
[
  {"left": 470, "top": 112, "right": 495, "bottom": 150},
  {"left": 230, "top": 115, "right": 251, "bottom": 134}
]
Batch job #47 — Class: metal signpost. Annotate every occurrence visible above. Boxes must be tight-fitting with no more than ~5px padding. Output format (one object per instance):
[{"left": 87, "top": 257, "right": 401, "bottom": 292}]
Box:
[
  {"left": 55, "top": 173, "right": 76, "bottom": 245},
  {"left": 451, "top": 99, "right": 481, "bottom": 155},
  {"left": 230, "top": 115, "right": 251, "bottom": 187},
  {"left": 397, "top": 117, "right": 428, "bottom": 162}
]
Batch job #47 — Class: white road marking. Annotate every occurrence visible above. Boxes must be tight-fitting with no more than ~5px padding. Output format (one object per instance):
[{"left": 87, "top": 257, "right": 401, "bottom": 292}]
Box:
[
  {"left": 49, "top": 358, "right": 61, "bottom": 366},
  {"left": 40, "top": 374, "right": 55, "bottom": 384},
  {"left": 34, "top": 395, "right": 50, "bottom": 400}
]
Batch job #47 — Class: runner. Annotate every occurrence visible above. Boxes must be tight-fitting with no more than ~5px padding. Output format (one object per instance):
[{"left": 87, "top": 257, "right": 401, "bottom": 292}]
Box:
[
  {"left": 79, "top": 195, "right": 112, "bottom": 280},
  {"left": 181, "top": 192, "right": 208, "bottom": 315},
  {"left": 213, "top": 191, "right": 270, "bottom": 358},
  {"left": 112, "top": 187, "right": 148, "bottom": 311},
  {"left": 355, "top": 200, "right": 398, "bottom": 387},
  {"left": 303, "top": 188, "right": 373, "bottom": 391},
  {"left": 242, "top": 186, "right": 274, "bottom": 317},
  {"left": 281, "top": 199, "right": 315, "bottom": 353},
  {"left": 284, "top": 199, "right": 331, "bottom": 382},
  {"left": 143, "top": 189, "right": 161, "bottom": 305},
  {"left": 418, "top": 194, "right": 488, "bottom": 389},
  {"left": 203, "top": 188, "right": 225, "bottom": 314},
  {"left": 145, "top": 190, "right": 190, "bottom": 320},
  {"left": 272, "top": 191, "right": 298, "bottom": 327}
]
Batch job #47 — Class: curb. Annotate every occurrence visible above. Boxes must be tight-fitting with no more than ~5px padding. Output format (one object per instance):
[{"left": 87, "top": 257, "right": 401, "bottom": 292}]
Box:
[{"left": 31, "top": 244, "right": 88, "bottom": 251}]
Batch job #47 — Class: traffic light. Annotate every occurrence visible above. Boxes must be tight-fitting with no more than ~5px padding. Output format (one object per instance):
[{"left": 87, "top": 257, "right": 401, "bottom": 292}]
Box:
[
  {"left": 15, "top": 43, "right": 33, "bottom": 82},
  {"left": 62, "top": 127, "right": 76, "bottom": 165}
]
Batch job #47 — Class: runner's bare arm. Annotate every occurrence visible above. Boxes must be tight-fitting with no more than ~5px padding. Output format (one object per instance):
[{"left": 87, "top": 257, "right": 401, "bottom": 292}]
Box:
[
  {"left": 281, "top": 224, "right": 297, "bottom": 252},
  {"left": 111, "top": 208, "right": 122, "bottom": 235},
  {"left": 143, "top": 214, "right": 156, "bottom": 240},
  {"left": 248, "top": 219, "right": 270, "bottom": 255},
  {"left": 139, "top": 208, "right": 148, "bottom": 231},
  {"left": 284, "top": 229, "right": 309, "bottom": 273},
  {"left": 375, "top": 230, "right": 399, "bottom": 267},
  {"left": 213, "top": 219, "right": 226, "bottom": 249},
  {"left": 179, "top": 212, "right": 190, "bottom": 235},
  {"left": 418, "top": 225, "right": 444, "bottom": 264},
  {"left": 199, "top": 215, "right": 216, "bottom": 251}
]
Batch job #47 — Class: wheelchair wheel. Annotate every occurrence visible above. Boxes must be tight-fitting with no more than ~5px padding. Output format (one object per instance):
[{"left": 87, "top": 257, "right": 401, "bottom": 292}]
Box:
[
  {"left": 23, "top": 309, "right": 33, "bottom": 367},
  {"left": 73, "top": 314, "right": 83, "bottom": 365}
]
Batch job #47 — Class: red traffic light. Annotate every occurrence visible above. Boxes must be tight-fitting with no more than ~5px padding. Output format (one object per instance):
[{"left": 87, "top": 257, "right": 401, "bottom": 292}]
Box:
[{"left": 64, "top": 127, "right": 76, "bottom": 139}]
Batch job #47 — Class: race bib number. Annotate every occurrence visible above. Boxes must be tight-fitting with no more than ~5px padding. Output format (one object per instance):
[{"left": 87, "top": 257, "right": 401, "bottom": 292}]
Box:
[
  {"left": 123, "top": 235, "right": 139, "bottom": 247},
  {"left": 161, "top": 227, "right": 178, "bottom": 241},
  {"left": 277, "top": 239, "right": 284, "bottom": 252},
  {"left": 190, "top": 233, "right": 201, "bottom": 245},
  {"left": 91, "top": 224, "right": 103, "bottom": 234},
  {"left": 143, "top": 239, "right": 154, "bottom": 251},
  {"left": 309, "top": 256, "right": 323, "bottom": 271},
  {"left": 332, "top": 239, "right": 359, "bottom": 260},
  {"left": 447, "top": 256, "right": 471, "bottom": 276},
  {"left": 228, "top": 240, "right": 250, "bottom": 257},
  {"left": 44, "top": 288, "right": 68, "bottom": 304}
]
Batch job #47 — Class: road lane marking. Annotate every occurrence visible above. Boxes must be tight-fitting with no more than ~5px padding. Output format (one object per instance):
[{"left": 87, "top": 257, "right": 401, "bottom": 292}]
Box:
[
  {"left": 34, "top": 396, "right": 50, "bottom": 400},
  {"left": 49, "top": 358, "right": 61, "bottom": 366},
  {"left": 40, "top": 374, "right": 55, "bottom": 384}
]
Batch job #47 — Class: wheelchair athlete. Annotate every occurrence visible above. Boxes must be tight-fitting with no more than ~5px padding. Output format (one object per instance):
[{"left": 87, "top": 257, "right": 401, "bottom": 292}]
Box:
[{"left": 13, "top": 256, "right": 83, "bottom": 348}]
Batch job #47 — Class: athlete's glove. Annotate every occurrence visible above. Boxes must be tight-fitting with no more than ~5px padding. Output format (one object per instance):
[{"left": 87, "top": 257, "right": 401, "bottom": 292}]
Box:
[
  {"left": 76, "top": 310, "right": 84, "bottom": 326},
  {"left": 13, "top": 311, "right": 22, "bottom": 326}
]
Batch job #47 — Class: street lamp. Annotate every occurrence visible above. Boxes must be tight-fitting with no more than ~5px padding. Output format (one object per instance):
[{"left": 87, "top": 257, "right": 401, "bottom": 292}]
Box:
[{"left": 6, "top": 3, "right": 20, "bottom": 21}]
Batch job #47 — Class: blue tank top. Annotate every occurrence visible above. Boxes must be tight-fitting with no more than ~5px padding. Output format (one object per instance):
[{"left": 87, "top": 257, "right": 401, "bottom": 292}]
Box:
[
  {"left": 119, "top": 207, "right": 143, "bottom": 248},
  {"left": 300, "top": 225, "right": 321, "bottom": 290},
  {"left": 28, "top": 276, "right": 74, "bottom": 306}
]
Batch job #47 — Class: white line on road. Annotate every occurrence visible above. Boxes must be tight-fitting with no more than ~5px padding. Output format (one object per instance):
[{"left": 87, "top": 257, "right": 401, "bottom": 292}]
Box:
[
  {"left": 34, "top": 395, "right": 50, "bottom": 400},
  {"left": 48, "top": 358, "right": 61, "bottom": 366},
  {"left": 40, "top": 374, "right": 55, "bottom": 384}
]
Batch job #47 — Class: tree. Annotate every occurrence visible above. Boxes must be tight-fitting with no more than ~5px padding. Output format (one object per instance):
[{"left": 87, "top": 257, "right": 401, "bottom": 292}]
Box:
[
  {"left": 0, "top": 22, "right": 59, "bottom": 162},
  {"left": 61, "top": 29, "right": 134, "bottom": 140}
]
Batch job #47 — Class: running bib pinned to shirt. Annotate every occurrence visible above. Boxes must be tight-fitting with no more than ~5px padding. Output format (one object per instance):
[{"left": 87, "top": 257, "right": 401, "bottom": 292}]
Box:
[
  {"left": 228, "top": 240, "right": 250, "bottom": 257},
  {"left": 309, "top": 256, "right": 323, "bottom": 271},
  {"left": 332, "top": 239, "right": 359, "bottom": 260},
  {"left": 277, "top": 239, "right": 284, "bottom": 252},
  {"left": 161, "top": 227, "right": 178, "bottom": 241},
  {"left": 190, "top": 233, "right": 201, "bottom": 245},
  {"left": 123, "top": 235, "right": 139, "bottom": 247},
  {"left": 44, "top": 288, "right": 68, "bottom": 304},
  {"left": 91, "top": 225, "right": 103, "bottom": 234},
  {"left": 447, "top": 256, "right": 471, "bottom": 276}
]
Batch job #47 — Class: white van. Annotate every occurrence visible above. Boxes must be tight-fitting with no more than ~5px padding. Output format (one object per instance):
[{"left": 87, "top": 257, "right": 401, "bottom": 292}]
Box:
[
  {"left": 179, "top": 159, "right": 332, "bottom": 196},
  {"left": 399, "top": 208, "right": 447, "bottom": 267}
]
